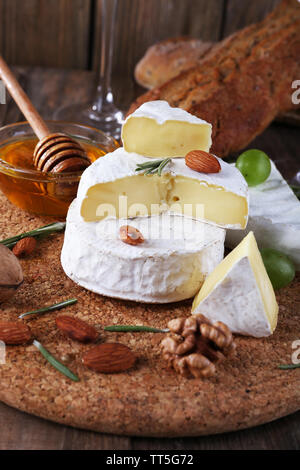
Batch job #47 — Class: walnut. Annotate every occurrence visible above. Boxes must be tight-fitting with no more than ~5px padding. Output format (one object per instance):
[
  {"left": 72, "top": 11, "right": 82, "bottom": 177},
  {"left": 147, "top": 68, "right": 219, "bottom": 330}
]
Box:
[{"left": 161, "top": 314, "right": 236, "bottom": 378}]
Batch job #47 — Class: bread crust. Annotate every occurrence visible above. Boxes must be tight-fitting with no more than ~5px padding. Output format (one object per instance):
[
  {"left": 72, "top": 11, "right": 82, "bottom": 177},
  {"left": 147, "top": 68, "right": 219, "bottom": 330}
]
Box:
[
  {"left": 129, "top": 0, "right": 300, "bottom": 158},
  {"left": 134, "top": 37, "right": 213, "bottom": 89}
]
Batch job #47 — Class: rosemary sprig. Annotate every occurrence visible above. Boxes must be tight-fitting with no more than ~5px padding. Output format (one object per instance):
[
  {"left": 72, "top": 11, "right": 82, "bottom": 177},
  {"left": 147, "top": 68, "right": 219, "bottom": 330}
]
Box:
[
  {"left": 157, "top": 158, "right": 172, "bottom": 176},
  {"left": 135, "top": 158, "right": 171, "bottom": 176},
  {"left": 104, "top": 325, "right": 170, "bottom": 333},
  {"left": 0, "top": 222, "right": 66, "bottom": 249},
  {"left": 33, "top": 340, "right": 79, "bottom": 382},
  {"left": 278, "top": 363, "right": 300, "bottom": 370},
  {"left": 19, "top": 298, "right": 77, "bottom": 319}
]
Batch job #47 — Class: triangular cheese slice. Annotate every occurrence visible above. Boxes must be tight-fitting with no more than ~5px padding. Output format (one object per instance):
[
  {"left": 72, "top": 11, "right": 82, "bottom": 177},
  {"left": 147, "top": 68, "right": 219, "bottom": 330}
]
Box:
[
  {"left": 122, "top": 100, "right": 212, "bottom": 157},
  {"left": 192, "top": 232, "right": 278, "bottom": 337}
]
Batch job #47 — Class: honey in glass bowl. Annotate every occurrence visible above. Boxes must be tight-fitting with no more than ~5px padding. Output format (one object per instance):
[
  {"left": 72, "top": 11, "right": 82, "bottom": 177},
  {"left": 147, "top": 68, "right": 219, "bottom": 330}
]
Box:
[{"left": 0, "top": 121, "right": 119, "bottom": 218}]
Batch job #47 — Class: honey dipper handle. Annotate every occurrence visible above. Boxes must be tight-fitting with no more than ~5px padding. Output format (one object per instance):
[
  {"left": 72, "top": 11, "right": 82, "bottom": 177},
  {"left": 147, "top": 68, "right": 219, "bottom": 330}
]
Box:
[{"left": 0, "top": 55, "right": 50, "bottom": 140}]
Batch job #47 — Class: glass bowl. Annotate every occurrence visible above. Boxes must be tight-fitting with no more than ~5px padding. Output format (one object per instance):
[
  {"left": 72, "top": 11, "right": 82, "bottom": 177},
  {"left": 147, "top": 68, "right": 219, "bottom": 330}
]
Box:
[{"left": 0, "top": 121, "right": 119, "bottom": 218}]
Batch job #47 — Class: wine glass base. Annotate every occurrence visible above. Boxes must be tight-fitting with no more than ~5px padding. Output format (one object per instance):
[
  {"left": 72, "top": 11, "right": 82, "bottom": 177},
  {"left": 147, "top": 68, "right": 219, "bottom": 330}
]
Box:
[
  {"left": 290, "top": 171, "right": 300, "bottom": 185},
  {"left": 54, "top": 102, "right": 124, "bottom": 140}
]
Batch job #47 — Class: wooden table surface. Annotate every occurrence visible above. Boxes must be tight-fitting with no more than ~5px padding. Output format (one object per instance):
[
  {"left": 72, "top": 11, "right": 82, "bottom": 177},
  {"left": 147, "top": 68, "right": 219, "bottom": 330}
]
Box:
[{"left": 0, "top": 67, "right": 299, "bottom": 450}]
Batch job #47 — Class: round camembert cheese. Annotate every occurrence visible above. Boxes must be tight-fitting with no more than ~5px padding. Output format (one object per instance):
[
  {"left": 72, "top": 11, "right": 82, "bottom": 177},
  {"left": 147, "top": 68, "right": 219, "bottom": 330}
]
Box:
[
  {"left": 77, "top": 147, "right": 249, "bottom": 230},
  {"left": 61, "top": 199, "right": 225, "bottom": 303}
]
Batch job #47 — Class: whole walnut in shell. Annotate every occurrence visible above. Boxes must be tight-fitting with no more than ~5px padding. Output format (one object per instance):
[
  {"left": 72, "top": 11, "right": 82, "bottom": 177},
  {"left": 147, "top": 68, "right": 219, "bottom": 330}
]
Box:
[{"left": 0, "top": 244, "right": 23, "bottom": 303}]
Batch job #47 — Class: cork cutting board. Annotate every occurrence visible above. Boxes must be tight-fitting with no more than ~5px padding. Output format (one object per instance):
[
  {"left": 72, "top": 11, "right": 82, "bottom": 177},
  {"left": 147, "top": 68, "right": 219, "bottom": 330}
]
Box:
[{"left": 0, "top": 192, "right": 299, "bottom": 437}]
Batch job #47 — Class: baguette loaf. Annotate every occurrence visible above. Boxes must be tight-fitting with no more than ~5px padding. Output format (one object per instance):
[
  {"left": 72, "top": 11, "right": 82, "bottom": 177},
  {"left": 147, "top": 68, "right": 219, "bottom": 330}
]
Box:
[
  {"left": 135, "top": 37, "right": 213, "bottom": 89},
  {"left": 128, "top": 0, "right": 300, "bottom": 158}
]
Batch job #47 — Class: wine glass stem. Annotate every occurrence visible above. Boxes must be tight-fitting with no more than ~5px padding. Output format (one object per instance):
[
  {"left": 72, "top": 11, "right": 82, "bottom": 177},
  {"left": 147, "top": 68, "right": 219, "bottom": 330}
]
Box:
[{"left": 92, "top": 0, "right": 118, "bottom": 113}]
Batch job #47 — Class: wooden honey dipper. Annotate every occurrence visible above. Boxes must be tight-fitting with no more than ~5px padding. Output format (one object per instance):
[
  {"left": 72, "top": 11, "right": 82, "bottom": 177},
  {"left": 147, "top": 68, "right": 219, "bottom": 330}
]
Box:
[{"left": 0, "top": 56, "right": 91, "bottom": 173}]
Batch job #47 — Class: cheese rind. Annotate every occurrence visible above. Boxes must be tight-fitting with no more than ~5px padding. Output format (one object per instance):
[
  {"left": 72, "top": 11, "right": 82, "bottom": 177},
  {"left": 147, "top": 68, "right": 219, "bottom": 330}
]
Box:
[
  {"left": 192, "top": 232, "right": 278, "bottom": 337},
  {"left": 77, "top": 147, "right": 249, "bottom": 229},
  {"left": 61, "top": 199, "right": 225, "bottom": 303},
  {"left": 226, "top": 161, "right": 300, "bottom": 269},
  {"left": 122, "top": 100, "right": 212, "bottom": 157}
]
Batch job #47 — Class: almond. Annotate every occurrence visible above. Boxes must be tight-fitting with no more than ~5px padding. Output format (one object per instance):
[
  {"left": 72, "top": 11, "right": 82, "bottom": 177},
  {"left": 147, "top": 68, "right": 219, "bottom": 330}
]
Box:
[
  {"left": 185, "top": 150, "right": 221, "bottom": 173},
  {"left": 56, "top": 315, "right": 99, "bottom": 343},
  {"left": 119, "top": 225, "right": 144, "bottom": 246},
  {"left": 82, "top": 343, "right": 136, "bottom": 373},
  {"left": 12, "top": 237, "right": 37, "bottom": 257},
  {"left": 0, "top": 321, "right": 32, "bottom": 345}
]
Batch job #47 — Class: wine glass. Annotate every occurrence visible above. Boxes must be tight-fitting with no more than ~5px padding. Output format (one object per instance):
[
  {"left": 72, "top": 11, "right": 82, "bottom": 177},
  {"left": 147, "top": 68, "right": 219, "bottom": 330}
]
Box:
[{"left": 54, "top": 0, "right": 124, "bottom": 139}]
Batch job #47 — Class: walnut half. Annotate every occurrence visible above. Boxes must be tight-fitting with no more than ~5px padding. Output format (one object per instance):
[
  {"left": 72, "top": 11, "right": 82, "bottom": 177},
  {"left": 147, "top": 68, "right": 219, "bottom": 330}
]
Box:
[{"left": 161, "top": 314, "right": 236, "bottom": 378}]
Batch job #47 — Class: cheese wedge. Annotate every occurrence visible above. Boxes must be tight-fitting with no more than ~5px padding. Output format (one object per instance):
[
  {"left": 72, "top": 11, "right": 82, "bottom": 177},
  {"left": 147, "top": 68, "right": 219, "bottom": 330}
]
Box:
[
  {"left": 192, "top": 232, "right": 278, "bottom": 337},
  {"left": 226, "top": 161, "right": 300, "bottom": 269},
  {"left": 122, "top": 100, "right": 212, "bottom": 157},
  {"left": 78, "top": 147, "right": 249, "bottom": 229},
  {"left": 61, "top": 199, "right": 225, "bottom": 303}
]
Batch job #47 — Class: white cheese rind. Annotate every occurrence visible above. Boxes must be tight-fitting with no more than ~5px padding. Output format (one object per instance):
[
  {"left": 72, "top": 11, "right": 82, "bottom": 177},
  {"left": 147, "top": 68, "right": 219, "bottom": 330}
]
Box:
[
  {"left": 123, "top": 100, "right": 211, "bottom": 126},
  {"left": 61, "top": 199, "right": 225, "bottom": 303},
  {"left": 226, "top": 161, "right": 300, "bottom": 269},
  {"left": 77, "top": 147, "right": 249, "bottom": 229},
  {"left": 192, "top": 257, "right": 272, "bottom": 337}
]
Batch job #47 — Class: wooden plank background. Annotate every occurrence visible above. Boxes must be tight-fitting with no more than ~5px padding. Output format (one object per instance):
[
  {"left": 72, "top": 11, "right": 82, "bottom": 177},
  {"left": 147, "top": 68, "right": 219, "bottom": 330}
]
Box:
[
  {"left": 0, "top": 0, "right": 91, "bottom": 69},
  {"left": 0, "top": 0, "right": 281, "bottom": 72}
]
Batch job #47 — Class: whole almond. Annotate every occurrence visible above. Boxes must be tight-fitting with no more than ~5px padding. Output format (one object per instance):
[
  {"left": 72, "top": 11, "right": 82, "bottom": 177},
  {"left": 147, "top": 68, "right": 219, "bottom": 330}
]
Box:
[
  {"left": 12, "top": 237, "right": 37, "bottom": 257},
  {"left": 0, "top": 321, "right": 32, "bottom": 345},
  {"left": 120, "top": 225, "right": 144, "bottom": 246},
  {"left": 56, "top": 315, "right": 99, "bottom": 343},
  {"left": 185, "top": 150, "right": 221, "bottom": 173},
  {"left": 82, "top": 343, "right": 136, "bottom": 373}
]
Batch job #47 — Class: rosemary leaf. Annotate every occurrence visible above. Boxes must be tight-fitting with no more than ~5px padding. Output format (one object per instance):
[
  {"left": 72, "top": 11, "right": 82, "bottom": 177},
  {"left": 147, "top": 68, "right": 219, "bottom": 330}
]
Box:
[
  {"left": 158, "top": 158, "right": 171, "bottom": 176},
  {"left": 135, "top": 158, "right": 171, "bottom": 176},
  {"left": 33, "top": 340, "right": 79, "bottom": 382},
  {"left": 104, "top": 325, "right": 170, "bottom": 333},
  {"left": 19, "top": 298, "right": 77, "bottom": 319},
  {"left": 278, "top": 363, "right": 300, "bottom": 370},
  {"left": 144, "top": 168, "right": 157, "bottom": 175},
  {"left": 0, "top": 222, "right": 66, "bottom": 248},
  {"left": 135, "top": 159, "right": 163, "bottom": 170}
]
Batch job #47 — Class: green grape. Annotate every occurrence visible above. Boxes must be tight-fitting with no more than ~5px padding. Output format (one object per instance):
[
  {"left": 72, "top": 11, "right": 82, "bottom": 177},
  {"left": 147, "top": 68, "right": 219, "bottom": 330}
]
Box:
[
  {"left": 236, "top": 149, "right": 271, "bottom": 186},
  {"left": 261, "top": 248, "right": 295, "bottom": 290}
]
